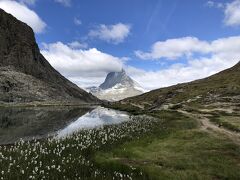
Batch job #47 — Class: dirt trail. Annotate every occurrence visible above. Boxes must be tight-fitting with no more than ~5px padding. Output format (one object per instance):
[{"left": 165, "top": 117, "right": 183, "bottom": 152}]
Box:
[{"left": 178, "top": 110, "right": 240, "bottom": 145}]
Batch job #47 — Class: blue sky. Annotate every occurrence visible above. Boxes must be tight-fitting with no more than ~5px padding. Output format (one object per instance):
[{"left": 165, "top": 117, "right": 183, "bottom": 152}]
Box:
[
  {"left": 36, "top": 0, "right": 237, "bottom": 60},
  {"left": 0, "top": 0, "right": 240, "bottom": 89}
]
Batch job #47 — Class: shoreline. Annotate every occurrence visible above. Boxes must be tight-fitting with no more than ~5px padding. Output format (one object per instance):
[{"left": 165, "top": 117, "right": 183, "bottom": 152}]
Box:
[{"left": 0, "top": 102, "right": 102, "bottom": 108}]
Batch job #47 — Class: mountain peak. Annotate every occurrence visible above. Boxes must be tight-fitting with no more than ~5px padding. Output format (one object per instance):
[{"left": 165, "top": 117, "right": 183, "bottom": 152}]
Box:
[
  {"left": 88, "top": 69, "right": 145, "bottom": 101},
  {"left": 121, "top": 68, "right": 126, "bottom": 73},
  {"left": 99, "top": 69, "right": 134, "bottom": 90}
]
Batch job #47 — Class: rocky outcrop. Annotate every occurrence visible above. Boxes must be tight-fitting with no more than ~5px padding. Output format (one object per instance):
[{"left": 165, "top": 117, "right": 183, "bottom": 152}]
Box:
[{"left": 0, "top": 9, "right": 98, "bottom": 104}]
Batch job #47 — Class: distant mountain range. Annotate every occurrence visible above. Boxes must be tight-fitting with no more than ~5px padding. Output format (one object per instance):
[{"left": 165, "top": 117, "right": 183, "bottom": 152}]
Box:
[
  {"left": 87, "top": 69, "right": 145, "bottom": 101},
  {"left": 0, "top": 9, "right": 98, "bottom": 105}
]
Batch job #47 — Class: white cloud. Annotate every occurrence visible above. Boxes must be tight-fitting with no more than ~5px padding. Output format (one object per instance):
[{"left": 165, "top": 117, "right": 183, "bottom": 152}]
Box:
[
  {"left": 224, "top": 0, "right": 240, "bottom": 27},
  {"left": 206, "top": 1, "right": 214, "bottom": 7},
  {"left": 128, "top": 58, "right": 238, "bottom": 90},
  {"left": 41, "top": 36, "right": 240, "bottom": 90},
  {"left": 89, "top": 23, "right": 131, "bottom": 44},
  {"left": 68, "top": 41, "right": 88, "bottom": 49},
  {"left": 41, "top": 42, "right": 124, "bottom": 87},
  {"left": 131, "top": 36, "right": 240, "bottom": 90},
  {"left": 135, "top": 36, "right": 240, "bottom": 61},
  {"left": 74, "top": 17, "right": 81, "bottom": 25},
  {"left": 54, "top": 0, "right": 71, "bottom": 7},
  {"left": 18, "top": 0, "right": 36, "bottom": 5},
  {"left": 0, "top": 0, "right": 46, "bottom": 33},
  {"left": 206, "top": 0, "right": 240, "bottom": 27},
  {"left": 206, "top": 1, "right": 224, "bottom": 8},
  {"left": 135, "top": 37, "right": 210, "bottom": 60}
]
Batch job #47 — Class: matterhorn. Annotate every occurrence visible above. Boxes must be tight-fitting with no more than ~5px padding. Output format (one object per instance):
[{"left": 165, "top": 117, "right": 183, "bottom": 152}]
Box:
[{"left": 87, "top": 69, "right": 145, "bottom": 101}]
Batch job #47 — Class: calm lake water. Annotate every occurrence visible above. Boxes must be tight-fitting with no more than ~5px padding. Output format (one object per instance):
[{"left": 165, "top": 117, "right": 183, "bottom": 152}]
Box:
[
  {"left": 0, "top": 106, "right": 130, "bottom": 145},
  {"left": 57, "top": 106, "right": 130, "bottom": 138}
]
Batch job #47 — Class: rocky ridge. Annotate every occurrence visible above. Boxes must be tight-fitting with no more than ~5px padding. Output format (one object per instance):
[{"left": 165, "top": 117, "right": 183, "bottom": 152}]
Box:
[{"left": 0, "top": 9, "right": 98, "bottom": 104}]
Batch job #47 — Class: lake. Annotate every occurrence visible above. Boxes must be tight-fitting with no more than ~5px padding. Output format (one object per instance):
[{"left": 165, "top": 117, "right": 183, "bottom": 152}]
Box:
[
  {"left": 0, "top": 106, "right": 131, "bottom": 145},
  {"left": 0, "top": 105, "right": 158, "bottom": 179}
]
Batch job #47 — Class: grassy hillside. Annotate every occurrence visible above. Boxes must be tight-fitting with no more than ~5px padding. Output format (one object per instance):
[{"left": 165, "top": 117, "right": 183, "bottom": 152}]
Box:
[
  {"left": 117, "top": 62, "right": 240, "bottom": 110},
  {"left": 100, "top": 62, "right": 240, "bottom": 179},
  {"left": 95, "top": 110, "right": 240, "bottom": 179}
]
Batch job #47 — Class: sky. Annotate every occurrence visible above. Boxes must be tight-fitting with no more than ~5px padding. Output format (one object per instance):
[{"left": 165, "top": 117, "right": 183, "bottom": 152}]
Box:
[{"left": 0, "top": 0, "right": 240, "bottom": 90}]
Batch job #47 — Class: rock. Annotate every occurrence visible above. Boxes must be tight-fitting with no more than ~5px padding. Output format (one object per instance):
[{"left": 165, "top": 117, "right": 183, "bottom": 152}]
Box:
[{"left": 0, "top": 9, "right": 98, "bottom": 104}]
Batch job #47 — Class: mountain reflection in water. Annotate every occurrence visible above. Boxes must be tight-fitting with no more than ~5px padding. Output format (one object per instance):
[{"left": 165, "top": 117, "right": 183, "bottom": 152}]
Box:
[
  {"left": 57, "top": 107, "right": 130, "bottom": 138},
  {"left": 0, "top": 106, "right": 92, "bottom": 145},
  {"left": 0, "top": 106, "right": 130, "bottom": 145}
]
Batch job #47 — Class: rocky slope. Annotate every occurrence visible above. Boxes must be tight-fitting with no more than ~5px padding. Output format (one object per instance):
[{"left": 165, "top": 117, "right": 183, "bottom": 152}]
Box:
[
  {"left": 0, "top": 9, "right": 98, "bottom": 104},
  {"left": 88, "top": 69, "right": 145, "bottom": 101}
]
